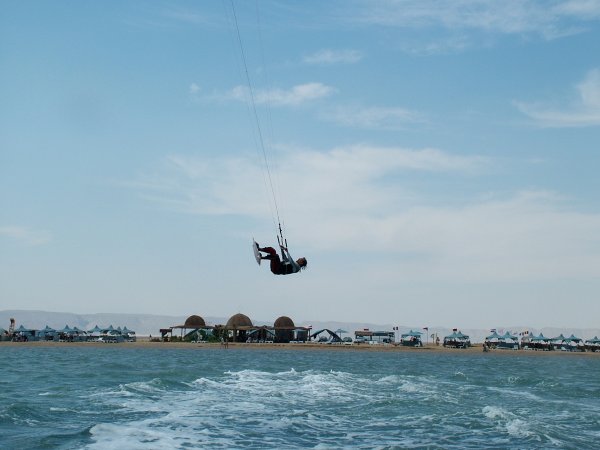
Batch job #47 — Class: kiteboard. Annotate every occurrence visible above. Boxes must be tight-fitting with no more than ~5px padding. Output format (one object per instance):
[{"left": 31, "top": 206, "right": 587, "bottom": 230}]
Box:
[{"left": 252, "top": 239, "right": 261, "bottom": 265}]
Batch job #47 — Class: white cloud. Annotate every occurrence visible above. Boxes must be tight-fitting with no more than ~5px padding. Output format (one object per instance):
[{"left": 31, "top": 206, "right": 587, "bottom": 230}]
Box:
[
  {"left": 226, "top": 82, "right": 335, "bottom": 106},
  {"left": 515, "top": 68, "right": 600, "bottom": 127},
  {"left": 0, "top": 226, "right": 52, "bottom": 246},
  {"left": 130, "top": 145, "right": 483, "bottom": 217},
  {"left": 189, "top": 83, "right": 200, "bottom": 95},
  {"left": 128, "top": 145, "right": 600, "bottom": 283},
  {"left": 322, "top": 105, "right": 425, "bottom": 129},
  {"left": 303, "top": 49, "right": 364, "bottom": 65},
  {"left": 352, "top": 0, "right": 600, "bottom": 40}
]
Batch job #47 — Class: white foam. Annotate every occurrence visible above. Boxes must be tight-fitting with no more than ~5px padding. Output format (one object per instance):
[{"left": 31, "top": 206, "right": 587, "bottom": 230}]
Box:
[
  {"left": 483, "top": 405, "right": 512, "bottom": 420},
  {"left": 505, "top": 418, "right": 534, "bottom": 438}
]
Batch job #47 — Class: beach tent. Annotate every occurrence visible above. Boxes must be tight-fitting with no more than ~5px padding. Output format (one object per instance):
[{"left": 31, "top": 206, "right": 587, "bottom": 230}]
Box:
[
  {"left": 497, "top": 331, "right": 519, "bottom": 349},
  {"left": 400, "top": 330, "right": 423, "bottom": 347},
  {"left": 59, "top": 325, "right": 73, "bottom": 333},
  {"left": 38, "top": 325, "right": 57, "bottom": 339},
  {"left": 443, "top": 331, "right": 470, "bottom": 348},
  {"left": 402, "top": 330, "right": 423, "bottom": 337},
  {"left": 485, "top": 331, "right": 502, "bottom": 341},
  {"left": 247, "top": 327, "right": 276, "bottom": 342},
  {"left": 566, "top": 334, "right": 582, "bottom": 343},
  {"left": 584, "top": 336, "right": 600, "bottom": 352},
  {"left": 88, "top": 325, "right": 102, "bottom": 334},
  {"left": 445, "top": 331, "right": 469, "bottom": 340},
  {"left": 310, "top": 329, "right": 342, "bottom": 343}
]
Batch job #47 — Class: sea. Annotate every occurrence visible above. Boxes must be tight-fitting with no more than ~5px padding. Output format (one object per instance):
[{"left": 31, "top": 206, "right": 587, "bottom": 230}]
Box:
[{"left": 1, "top": 346, "right": 599, "bottom": 449}]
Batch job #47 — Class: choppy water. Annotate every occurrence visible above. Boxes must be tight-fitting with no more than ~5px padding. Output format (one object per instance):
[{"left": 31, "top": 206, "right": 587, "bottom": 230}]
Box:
[{"left": 1, "top": 346, "right": 599, "bottom": 449}]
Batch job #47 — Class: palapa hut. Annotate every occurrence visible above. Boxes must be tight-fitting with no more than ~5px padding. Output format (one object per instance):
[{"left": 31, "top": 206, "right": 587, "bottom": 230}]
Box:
[
  {"left": 274, "top": 316, "right": 310, "bottom": 343},
  {"left": 167, "top": 314, "right": 213, "bottom": 342},
  {"left": 273, "top": 316, "right": 295, "bottom": 343},
  {"left": 226, "top": 313, "right": 253, "bottom": 342}
]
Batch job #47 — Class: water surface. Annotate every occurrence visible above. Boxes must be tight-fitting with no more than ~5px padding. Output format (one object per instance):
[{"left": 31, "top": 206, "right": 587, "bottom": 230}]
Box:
[{"left": 1, "top": 346, "right": 599, "bottom": 449}]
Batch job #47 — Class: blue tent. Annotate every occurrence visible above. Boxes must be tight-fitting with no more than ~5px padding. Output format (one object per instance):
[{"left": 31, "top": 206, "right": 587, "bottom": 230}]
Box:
[
  {"left": 486, "top": 331, "right": 502, "bottom": 340},
  {"left": 501, "top": 331, "right": 518, "bottom": 340},
  {"left": 401, "top": 330, "right": 423, "bottom": 338},
  {"left": 531, "top": 333, "right": 550, "bottom": 342}
]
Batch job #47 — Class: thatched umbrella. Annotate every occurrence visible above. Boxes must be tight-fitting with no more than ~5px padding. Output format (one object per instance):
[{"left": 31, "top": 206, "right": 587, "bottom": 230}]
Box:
[
  {"left": 274, "top": 316, "right": 295, "bottom": 343},
  {"left": 226, "top": 313, "right": 253, "bottom": 342}
]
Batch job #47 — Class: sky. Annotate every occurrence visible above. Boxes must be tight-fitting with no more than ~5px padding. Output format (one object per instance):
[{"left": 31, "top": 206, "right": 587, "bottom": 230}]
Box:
[{"left": 1, "top": 0, "right": 600, "bottom": 329}]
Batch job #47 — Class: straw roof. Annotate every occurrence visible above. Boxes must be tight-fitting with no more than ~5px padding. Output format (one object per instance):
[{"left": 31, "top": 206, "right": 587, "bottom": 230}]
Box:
[
  {"left": 226, "top": 313, "right": 252, "bottom": 328},
  {"left": 274, "top": 316, "right": 295, "bottom": 328},
  {"left": 184, "top": 315, "right": 206, "bottom": 328}
]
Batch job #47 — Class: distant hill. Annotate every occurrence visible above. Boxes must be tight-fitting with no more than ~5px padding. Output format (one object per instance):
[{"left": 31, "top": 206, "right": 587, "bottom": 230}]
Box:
[{"left": 1, "top": 310, "right": 598, "bottom": 342}]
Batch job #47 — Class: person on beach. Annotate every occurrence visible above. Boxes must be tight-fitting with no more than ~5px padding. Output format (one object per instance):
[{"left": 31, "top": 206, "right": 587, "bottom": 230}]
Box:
[{"left": 256, "top": 242, "right": 307, "bottom": 275}]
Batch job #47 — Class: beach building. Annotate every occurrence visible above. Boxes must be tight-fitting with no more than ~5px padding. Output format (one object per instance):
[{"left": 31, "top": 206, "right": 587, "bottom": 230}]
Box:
[
  {"left": 400, "top": 330, "right": 423, "bottom": 347},
  {"left": 354, "top": 330, "right": 395, "bottom": 344},
  {"left": 443, "top": 331, "right": 471, "bottom": 348}
]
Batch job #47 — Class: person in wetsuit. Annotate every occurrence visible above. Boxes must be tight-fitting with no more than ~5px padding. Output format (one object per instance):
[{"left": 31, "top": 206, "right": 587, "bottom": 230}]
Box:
[{"left": 256, "top": 243, "right": 307, "bottom": 275}]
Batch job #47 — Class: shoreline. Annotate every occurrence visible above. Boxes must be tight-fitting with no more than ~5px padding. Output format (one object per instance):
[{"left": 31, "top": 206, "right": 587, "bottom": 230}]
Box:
[{"left": 1, "top": 340, "right": 599, "bottom": 357}]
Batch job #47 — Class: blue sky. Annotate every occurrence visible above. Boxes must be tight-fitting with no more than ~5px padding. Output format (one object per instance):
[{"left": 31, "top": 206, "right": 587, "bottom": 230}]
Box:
[{"left": 2, "top": 0, "right": 600, "bottom": 328}]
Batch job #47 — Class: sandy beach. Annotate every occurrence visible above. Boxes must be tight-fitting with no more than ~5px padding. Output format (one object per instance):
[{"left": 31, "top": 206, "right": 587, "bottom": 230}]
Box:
[{"left": 2, "top": 339, "right": 599, "bottom": 357}]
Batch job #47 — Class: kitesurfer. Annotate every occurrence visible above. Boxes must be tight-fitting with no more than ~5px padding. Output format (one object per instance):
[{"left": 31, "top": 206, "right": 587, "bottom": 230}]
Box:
[{"left": 256, "top": 243, "right": 307, "bottom": 275}]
